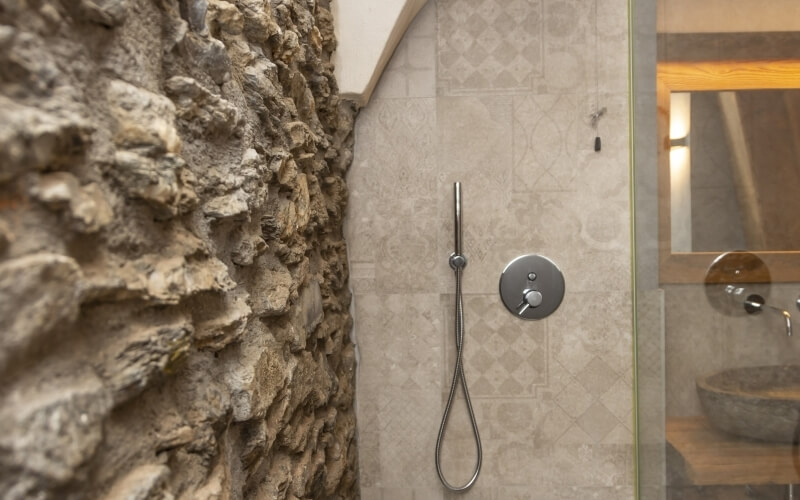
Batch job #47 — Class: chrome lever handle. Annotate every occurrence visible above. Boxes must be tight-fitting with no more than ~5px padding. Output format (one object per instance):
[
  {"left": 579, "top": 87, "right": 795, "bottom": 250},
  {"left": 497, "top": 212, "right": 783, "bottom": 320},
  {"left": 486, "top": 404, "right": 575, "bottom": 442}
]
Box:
[{"left": 516, "top": 289, "right": 543, "bottom": 315}]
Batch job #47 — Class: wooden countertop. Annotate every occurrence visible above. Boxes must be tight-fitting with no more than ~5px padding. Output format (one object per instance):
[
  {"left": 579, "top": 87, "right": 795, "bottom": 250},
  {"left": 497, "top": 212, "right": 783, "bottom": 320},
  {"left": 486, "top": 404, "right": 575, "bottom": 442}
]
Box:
[{"left": 666, "top": 417, "right": 800, "bottom": 486}]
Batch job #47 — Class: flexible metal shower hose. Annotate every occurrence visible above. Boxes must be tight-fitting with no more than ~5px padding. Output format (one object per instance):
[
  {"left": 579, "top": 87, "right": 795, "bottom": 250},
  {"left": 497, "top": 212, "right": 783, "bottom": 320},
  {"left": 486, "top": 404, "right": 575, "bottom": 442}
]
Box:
[{"left": 435, "top": 265, "right": 482, "bottom": 491}]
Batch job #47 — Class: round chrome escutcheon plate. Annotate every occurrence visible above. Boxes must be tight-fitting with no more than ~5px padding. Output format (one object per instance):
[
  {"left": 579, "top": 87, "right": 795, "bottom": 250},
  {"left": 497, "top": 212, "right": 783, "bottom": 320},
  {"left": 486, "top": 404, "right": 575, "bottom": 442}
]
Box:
[{"left": 499, "top": 254, "right": 565, "bottom": 320}]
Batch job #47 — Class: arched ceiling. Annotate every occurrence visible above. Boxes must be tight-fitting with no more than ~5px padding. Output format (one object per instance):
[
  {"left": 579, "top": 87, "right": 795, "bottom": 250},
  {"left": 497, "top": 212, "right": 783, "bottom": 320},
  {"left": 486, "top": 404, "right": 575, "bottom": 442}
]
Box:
[{"left": 332, "top": 0, "right": 428, "bottom": 107}]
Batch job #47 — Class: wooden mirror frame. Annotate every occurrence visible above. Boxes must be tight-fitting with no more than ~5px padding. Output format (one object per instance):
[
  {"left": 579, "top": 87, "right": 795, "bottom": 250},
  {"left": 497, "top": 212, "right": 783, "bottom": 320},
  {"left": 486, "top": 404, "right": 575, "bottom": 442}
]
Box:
[{"left": 657, "top": 60, "right": 800, "bottom": 283}]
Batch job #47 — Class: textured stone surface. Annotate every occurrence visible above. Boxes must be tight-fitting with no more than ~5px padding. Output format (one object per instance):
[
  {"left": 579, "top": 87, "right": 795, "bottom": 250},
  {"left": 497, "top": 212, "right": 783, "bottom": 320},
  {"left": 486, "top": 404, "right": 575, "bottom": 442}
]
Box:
[{"left": 0, "top": 0, "right": 358, "bottom": 498}]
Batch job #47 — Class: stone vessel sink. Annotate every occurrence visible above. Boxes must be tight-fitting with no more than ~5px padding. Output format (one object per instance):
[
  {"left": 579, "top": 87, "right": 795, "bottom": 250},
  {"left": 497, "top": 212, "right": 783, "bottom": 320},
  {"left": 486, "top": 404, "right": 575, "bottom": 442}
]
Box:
[{"left": 697, "top": 365, "right": 800, "bottom": 443}]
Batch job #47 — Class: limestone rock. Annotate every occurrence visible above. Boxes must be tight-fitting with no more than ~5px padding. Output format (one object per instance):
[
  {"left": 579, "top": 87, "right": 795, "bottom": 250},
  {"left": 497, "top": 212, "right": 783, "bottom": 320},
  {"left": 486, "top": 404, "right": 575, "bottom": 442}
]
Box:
[
  {"left": 285, "top": 352, "right": 335, "bottom": 418},
  {"left": 70, "top": 183, "right": 115, "bottom": 233},
  {"left": 274, "top": 281, "right": 323, "bottom": 352},
  {"left": 202, "top": 189, "right": 249, "bottom": 221},
  {"left": 242, "top": 57, "right": 282, "bottom": 110},
  {"left": 316, "top": 8, "right": 336, "bottom": 51},
  {"left": 81, "top": 225, "right": 227, "bottom": 304},
  {"left": 195, "top": 293, "right": 251, "bottom": 351},
  {"left": 156, "top": 425, "right": 195, "bottom": 453},
  {"left": 183, "top": 33, "right": 231, "bottom": 84},
  {"left": 221, "top": 337, "right": 288, "bottom": 422},
  {"left": 0, "top": 25, "right": 14, "bottom": 48},
  {"left": 289, "top": 448, "right": 326, "bottom": 498},
  {"left": 234, "top": 0, "right": 278, "bottom": 43},
  {"left": 186, "top": 461, "right": 228, "bottom": 500},
  {"left": 112, "top": 151, "right": 198, "bottom": 219},
  {"left": 31, "top": 173, "right": 114, "bottom": 232},
  {"left": 245, "top": 255, "right": 293, "bottom": 317},
  {"left": 284, "top": 121, "right": 316, "bottom": 152},
  {"left": 277, "top": 195, "right": 298, "bottom": 239},
  {"left": 259, "top": 454, "right": 292, "bottom": 498},
  {"left": 274, "top": 154, "right": 298, "bottom": 187},
  {"left": 103, "top": 464, "right": 171, "bottom": 500},
  {"left": 179, "top": 0, "right": 209, "bottom": 33},
  {"left": 79, "top": 0, "right": 128, "bottom": 27},
  {"left": 107, "top": 79, "right": 182, "bottom": 154},
  {"left": 323, "top": 412, "right": 357, "bottom": 496},
  {"left": 0, "top": 30, "right": 60, "bottom": 97},
  {"left": 82, "top": 250, "right": 234, "bottom": 305},
  {"left": 0, "top": 370, "right": 112, "bottom": 492},
  {"left": 30, "top": 171, "right": 79, "bottom": 204},
  {"left": 207, "top": 0, "right": 243, "bottom": 35},
  {"left": 237, "top": 148, "right": 271, "bottom": 198},
  {"left": 0, "top": 219, "right": 13, "bottom": 254},
  {"left": 0, "top": 97, "right": 93, "bottom": 182},
  {"left": 0, "top": 253, "right": 83, "bottom": 371},
  {"left": 165, "top": 76, "right": 241, "bottom": 139},
  {"left": 240, "top": 147, "right": 261, "bottom": 168},
  {"left": 276, "top": 21, "right": 303, "bottom": 64},
  {"left": 230, "top": 230, "right": 267, "bottom": 266},
  {"left": 145, "top": 255, "right": 235, "bottom": 304},
  {"left": 294, "top": 173, "right": 310, "bottom": 232},
  {"left": 164, "top": 15, "right": 189, "bottom": 52},
  {"left": 299, "top": 280, "right": 323, "bottom": 335},
  {"left": 99, "top": 321, "right": 194, "bottom": 406}
]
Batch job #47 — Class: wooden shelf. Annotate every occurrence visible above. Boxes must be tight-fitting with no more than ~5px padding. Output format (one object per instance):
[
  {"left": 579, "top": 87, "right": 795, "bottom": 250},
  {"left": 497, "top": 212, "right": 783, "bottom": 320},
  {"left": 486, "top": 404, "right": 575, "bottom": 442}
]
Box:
[{"left": 666, "top": 417, "right": 800, "bottom": 486}]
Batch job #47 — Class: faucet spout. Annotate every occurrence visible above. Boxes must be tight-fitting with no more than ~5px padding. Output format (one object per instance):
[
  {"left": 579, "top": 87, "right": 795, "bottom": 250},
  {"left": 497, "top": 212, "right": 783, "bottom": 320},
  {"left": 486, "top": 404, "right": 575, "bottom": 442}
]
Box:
[
  {"left": 744, "top": 294, "right": 793, "bottom": 337},
  {"left": 775, "top": 307, "right": 793, "bottom": 337}
]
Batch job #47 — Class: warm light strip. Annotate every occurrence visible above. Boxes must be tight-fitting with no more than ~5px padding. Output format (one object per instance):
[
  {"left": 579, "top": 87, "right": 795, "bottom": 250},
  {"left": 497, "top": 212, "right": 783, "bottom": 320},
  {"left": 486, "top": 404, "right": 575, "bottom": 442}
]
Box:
[
  {"left": 669, "top": 92, "right": 691, "bottom": 140},
  {"left": 658, "top": 60, "right": 800, "bottom": 92}
]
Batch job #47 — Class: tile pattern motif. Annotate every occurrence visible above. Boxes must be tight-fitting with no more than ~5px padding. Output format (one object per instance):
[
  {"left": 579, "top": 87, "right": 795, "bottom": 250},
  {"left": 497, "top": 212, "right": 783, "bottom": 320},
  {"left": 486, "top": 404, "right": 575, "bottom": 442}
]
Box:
[
  {"left": 444, "top": 294, "right": 548, "bottom": 398},
  {"left": 437, "top": 0, "right": 544, "bottom": 94}
]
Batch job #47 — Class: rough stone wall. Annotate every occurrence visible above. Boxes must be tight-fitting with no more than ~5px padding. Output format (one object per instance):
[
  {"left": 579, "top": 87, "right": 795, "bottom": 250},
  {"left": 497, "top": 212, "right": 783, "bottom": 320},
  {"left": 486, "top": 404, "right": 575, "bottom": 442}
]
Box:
[{"left": 0, "top": 0, "right": 358, "bottom": 498}]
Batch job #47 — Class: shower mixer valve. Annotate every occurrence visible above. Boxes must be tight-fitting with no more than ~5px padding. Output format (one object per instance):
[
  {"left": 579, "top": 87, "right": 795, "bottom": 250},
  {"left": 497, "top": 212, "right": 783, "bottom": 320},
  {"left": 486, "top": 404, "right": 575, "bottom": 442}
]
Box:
[{"left": 499, "top": 254, "right": 565, "bottom": 320}]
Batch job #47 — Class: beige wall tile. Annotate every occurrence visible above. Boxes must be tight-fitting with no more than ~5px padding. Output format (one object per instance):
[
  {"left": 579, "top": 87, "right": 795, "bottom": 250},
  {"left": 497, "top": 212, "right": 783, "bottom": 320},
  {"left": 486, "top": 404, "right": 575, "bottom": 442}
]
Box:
[
  {"left": 437, "top": 0, "right": 544, "bottom": 94},
  {"left": 555, "top": 486, "right": 636, "bottom": 500},
  {"left": 375, "top": 208, "right": 441, "bottom": 293},
  {"left": 355, "top": 294, "right": 444, "bottom": 394},
  {"left": 378, "top": 389, "right": 443, "bottom": 488},
  {"left": 550, "top": 291, "right": 633, "bottom": 376},
  {"left": 361, "top": 487, "right": 383, "bottom": 499},
  {"left": 601, "top": 422, "right": 635, "bottom": 445},
  {"left": 436, "top": 96, "right": 516, "bottom": 293},
  {"left": 443, "top": 294, "right": 548, "bottom": 398},
  {"left": 445, "top": 487, "right": 494, "bottom": 499},
  {"left": 512, "top": 94, "right": 581, "bottom": 192},
  {"left": 349, "top": 261, "right": 376, "bottom": 294},
  {"left": 349, "top": 98, "right": 437, "bottom": 218},
  {"left": 436, "top": 96, "right": 513, "bottom": 200},
  {"left": 381, "top": 488, "right": 414, "bottom": 500},
  {"left": 577, "top": 401, "right": 622, "bottom": 442}
]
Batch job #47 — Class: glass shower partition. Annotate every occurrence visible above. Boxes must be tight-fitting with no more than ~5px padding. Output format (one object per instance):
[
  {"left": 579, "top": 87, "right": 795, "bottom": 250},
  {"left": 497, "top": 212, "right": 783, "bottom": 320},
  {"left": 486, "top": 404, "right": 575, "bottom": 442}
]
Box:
[{"left": 633, "top": 1, "right": 800, "bottom": 498}]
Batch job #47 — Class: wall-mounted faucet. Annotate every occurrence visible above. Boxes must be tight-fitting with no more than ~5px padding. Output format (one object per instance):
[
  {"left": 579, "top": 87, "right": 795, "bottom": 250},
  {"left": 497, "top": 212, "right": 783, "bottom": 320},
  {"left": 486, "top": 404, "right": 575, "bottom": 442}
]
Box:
[{"left": 744, "top": 294, "right": 792, "bottom": 337}]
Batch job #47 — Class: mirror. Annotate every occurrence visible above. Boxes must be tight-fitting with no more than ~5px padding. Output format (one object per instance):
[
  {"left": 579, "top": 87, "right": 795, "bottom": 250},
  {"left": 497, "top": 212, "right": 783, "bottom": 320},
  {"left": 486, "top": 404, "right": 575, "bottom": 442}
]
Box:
[{"left": 658, "top": 60, "right": 800, "bottom": 283}]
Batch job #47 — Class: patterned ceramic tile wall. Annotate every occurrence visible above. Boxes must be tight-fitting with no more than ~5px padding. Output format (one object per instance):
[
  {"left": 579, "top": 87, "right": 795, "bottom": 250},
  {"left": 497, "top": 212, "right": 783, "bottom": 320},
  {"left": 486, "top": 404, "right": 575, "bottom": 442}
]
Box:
[
  {"left": 346, "top": 0, "right": 633, "bottom": 497},
  {"left": 437, "top": 0, "right": 544, "bottom": 94}
]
